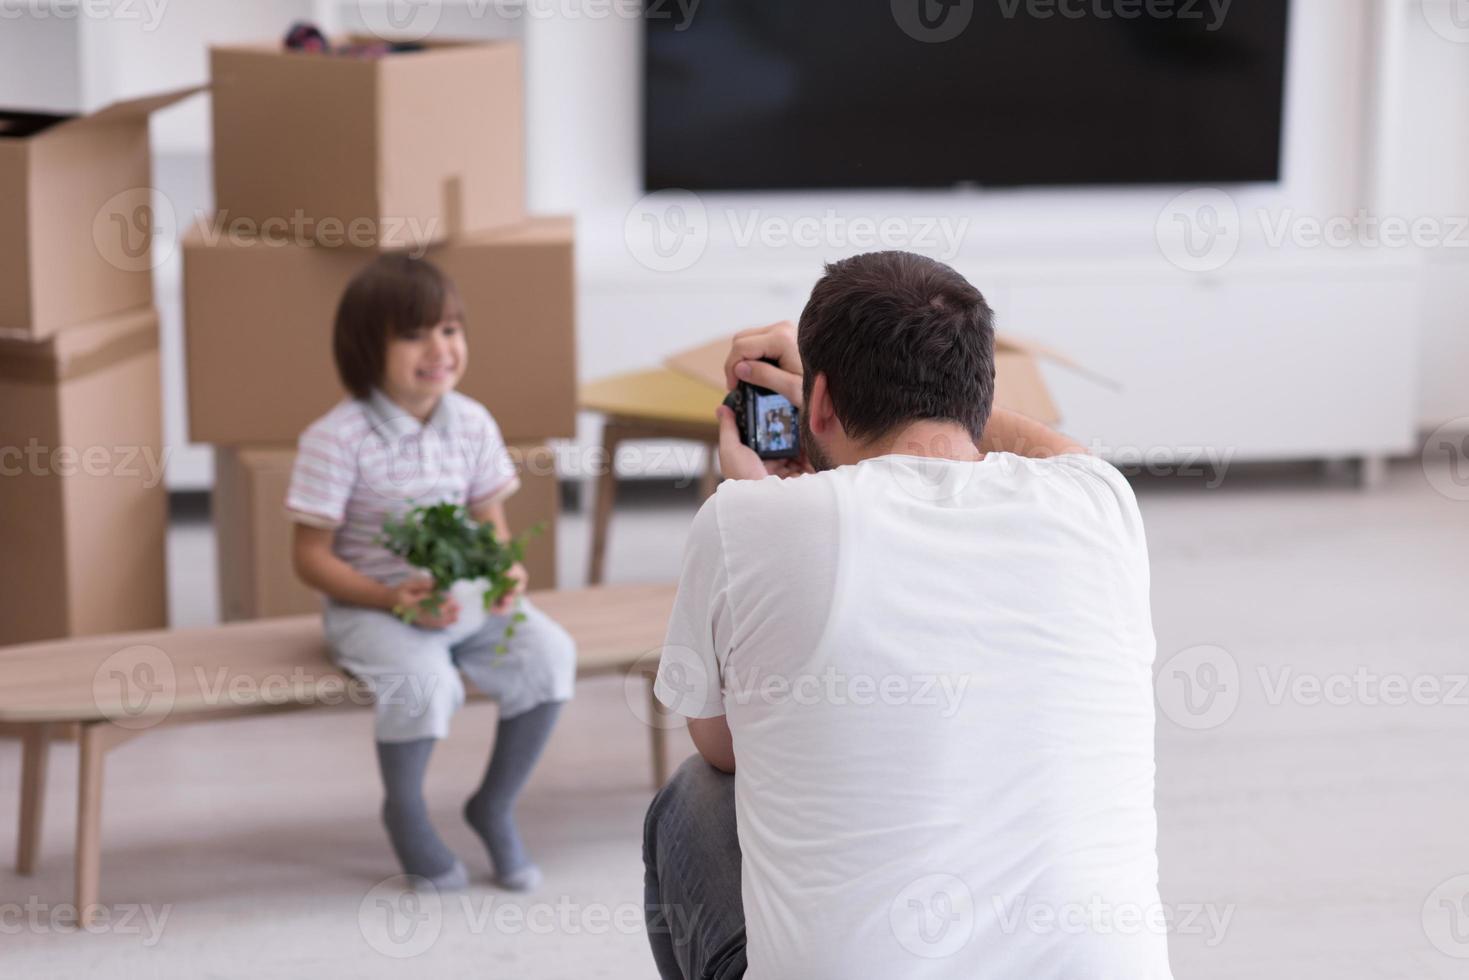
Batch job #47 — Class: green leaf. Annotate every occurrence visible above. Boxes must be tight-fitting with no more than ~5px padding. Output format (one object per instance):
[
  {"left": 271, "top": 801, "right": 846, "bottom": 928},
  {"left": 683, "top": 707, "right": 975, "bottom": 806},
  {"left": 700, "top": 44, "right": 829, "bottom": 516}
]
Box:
[{"left": 380, "top": 503, "right": 540, "bottom": 662}]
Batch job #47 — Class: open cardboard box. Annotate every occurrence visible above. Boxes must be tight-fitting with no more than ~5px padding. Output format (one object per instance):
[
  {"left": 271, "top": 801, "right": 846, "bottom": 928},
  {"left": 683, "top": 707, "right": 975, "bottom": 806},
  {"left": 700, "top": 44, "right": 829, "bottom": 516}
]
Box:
[
  {"left": 214, "top": 443, "right": 561, "bottom": 621},
  {"left": 0, "top": 87, "right": 201, "bottom": 339},
  {"left": 0, "top": 306, "right": 168, "bottom": 644},
  {"left": 183, "top": 216, "right": 576, "bottom": 446},
  {"left": 210, "top": 37, "right": 524, "bottom": 250},
  {"left": 664, "top": 332, "right": 1086, "bottom": 425}
]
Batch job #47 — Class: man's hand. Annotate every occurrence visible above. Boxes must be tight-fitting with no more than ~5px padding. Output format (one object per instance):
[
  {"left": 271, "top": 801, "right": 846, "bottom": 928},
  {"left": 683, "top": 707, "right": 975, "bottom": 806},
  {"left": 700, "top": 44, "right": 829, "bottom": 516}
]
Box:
[
  {"left": 978, "top": 408, "right": 1088, "bottom": 459},
  {"left": 391, "top": 576, "right": 460, "bottom": 629},
  {"left": 723, "top": 320, "right": 804, "bottom": 406},
  {"left": 716, "top": 404, "right": 811, "bottom": 481},
  {"left": 717, "top": 320, "right": 814, "bottom": 481},
  {"left": 492, "top": 562, "right": 528, "bottom": 615}
]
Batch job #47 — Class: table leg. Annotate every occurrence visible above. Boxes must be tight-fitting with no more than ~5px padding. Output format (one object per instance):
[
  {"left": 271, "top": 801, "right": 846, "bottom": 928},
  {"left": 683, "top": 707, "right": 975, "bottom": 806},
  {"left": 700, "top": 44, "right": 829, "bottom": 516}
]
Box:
[
  {"left": 647, "top": 676, "right": 670, "bottom": 789},
  {"left": 16, "top": 721, "right": 53, "bottom": 875},
  {"left": 589, "top": 421, "right": 626, "bottom": 586}
]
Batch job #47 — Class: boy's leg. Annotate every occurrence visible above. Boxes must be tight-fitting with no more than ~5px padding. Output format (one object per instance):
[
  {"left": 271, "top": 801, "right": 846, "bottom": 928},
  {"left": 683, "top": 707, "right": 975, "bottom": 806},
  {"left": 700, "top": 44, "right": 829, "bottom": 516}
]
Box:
[
  {"left": 453, "top": 600, "right": 576, "bottom": 887},
  {"left": 462, "top": 701, "right": 561, "bottom": 889},
  {"left": 453, "top": 599, "right": 577, "bottom": 718},
  {"left": 376, "top": 739, "right": 466, "bottom": 888},
  {"left": 324, "top": 603, "right": 468, "bottom": 886},
  {"left": 644, "top": 756, "right": 747, "bottom": 980}
]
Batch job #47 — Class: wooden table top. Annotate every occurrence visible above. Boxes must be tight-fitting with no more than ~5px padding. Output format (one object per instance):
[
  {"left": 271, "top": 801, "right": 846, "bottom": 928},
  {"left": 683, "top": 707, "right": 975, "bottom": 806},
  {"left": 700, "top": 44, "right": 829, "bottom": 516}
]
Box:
[
  {"left": 0, "top": 584, "right": 677, "bottom": 725},
  {"left": 578, "top": 368, "right": 724, "bottom": 428}
]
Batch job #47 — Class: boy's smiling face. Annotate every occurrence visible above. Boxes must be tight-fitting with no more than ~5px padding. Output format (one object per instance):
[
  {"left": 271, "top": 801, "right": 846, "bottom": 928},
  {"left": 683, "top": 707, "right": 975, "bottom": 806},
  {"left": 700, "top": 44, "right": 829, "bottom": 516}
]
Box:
[{"left": 383, "top": 308, "right": 468, "bottom": 414}]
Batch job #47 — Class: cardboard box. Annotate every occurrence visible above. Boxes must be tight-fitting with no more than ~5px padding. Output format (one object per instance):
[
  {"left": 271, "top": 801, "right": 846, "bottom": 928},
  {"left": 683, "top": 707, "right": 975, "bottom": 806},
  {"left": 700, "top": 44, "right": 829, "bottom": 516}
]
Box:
[
  {"left": 214, "top": 442, "right": 561, "bottom": 621},
  {"left": 664, "top": 332, "right": 1079, "bottom": 424},
  {"left": 210, "top": 39, "right": 524, "bottom": 249},
  {"left": 0, "top": 306, "right": 168, "bottom": 644},
  {"left": 184, "top": 216, "right": 576, "bottom": 446},
  {"left": 0, "top": 88, "right": 200, "bottom": 338}
]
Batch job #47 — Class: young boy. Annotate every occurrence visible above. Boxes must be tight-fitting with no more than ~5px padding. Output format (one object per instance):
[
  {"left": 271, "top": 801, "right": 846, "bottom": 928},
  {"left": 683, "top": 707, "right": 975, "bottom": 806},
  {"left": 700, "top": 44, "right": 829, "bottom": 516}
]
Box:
[{"left": 287, "top": 254, "right": 575, "bottom": 891}]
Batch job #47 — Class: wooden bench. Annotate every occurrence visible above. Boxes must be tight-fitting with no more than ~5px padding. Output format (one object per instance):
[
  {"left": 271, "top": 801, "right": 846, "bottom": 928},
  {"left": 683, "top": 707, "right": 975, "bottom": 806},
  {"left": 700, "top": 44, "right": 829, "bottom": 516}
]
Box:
[{"left": 0, "top": 584, "right": 677, "bottom": 924}]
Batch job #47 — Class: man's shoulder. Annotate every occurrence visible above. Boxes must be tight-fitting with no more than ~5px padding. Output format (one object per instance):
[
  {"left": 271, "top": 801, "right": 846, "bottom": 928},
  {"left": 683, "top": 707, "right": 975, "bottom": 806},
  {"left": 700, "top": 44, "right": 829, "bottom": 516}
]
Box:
[
  {"left": 697, "top": 472, "right": 844, "bottom": 562},
  {"left": 711, "top": 470, "right": 842, "bottom": 517}
]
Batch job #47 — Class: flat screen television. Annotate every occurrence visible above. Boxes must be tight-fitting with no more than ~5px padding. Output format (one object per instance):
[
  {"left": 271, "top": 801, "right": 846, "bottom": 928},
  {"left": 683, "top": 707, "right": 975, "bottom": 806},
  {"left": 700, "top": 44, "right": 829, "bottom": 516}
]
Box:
[{"left": 644, "top": 1, "right": 1290, "bottom": 191}]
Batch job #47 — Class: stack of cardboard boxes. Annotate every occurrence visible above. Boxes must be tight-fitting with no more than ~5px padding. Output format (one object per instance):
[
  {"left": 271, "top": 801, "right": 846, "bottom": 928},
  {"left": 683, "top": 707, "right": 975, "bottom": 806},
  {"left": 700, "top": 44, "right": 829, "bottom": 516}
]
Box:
[
  {"left": 0, "top": 89, "right": 197, "bottom": 645},
  {"left": 188, "top": 37, "right": 575, "bottom": 620}
]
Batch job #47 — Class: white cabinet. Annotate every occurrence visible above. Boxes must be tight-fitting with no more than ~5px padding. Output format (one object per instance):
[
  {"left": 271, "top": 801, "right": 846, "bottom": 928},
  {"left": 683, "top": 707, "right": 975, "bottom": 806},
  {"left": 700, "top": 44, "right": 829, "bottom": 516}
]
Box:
[{"left": 999, "top": 262, "right": 1422, "bottom": 460}]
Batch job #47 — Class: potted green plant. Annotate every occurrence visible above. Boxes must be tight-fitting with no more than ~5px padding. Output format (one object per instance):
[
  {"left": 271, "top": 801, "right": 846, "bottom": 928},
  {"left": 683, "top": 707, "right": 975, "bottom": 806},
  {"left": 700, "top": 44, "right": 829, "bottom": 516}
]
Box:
[{"left": 380, "top": 502, "right": 543, "bottom": 654}]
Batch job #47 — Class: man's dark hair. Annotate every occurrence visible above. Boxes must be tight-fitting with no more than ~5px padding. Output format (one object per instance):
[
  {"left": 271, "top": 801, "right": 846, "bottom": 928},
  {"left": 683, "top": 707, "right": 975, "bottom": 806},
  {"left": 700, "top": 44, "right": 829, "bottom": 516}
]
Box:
[
  {"left": 332, "top": 254, "right": 462, "bottom": 399},
  {"left": 797, "top": 251, "right": 995, "bottom": 443}
]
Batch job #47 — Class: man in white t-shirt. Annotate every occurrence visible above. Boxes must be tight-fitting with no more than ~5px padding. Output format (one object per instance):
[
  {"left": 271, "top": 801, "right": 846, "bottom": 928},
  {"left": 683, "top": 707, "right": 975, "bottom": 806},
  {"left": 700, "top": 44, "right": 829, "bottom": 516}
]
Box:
[{"left": 642, "top": 252, "right": 1171, "bottom": 980}]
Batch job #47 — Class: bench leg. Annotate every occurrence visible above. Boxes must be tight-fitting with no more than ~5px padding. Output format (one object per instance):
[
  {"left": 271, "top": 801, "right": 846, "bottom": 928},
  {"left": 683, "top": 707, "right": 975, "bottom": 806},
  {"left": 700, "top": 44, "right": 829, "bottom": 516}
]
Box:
[
  {"left": 76, "top": 723, "right": 108, "bottom": 924},
  {"left": 75, "top": 722, "right": 136, "bottom": 926},
  {"left": 16, "top": 721, "right": 53, "bottom": 875}
]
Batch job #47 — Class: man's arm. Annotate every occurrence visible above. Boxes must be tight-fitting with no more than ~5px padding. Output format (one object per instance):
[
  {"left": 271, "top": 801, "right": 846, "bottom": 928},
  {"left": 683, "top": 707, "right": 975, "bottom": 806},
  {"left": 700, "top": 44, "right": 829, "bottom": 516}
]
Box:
[
  {"left": 978, "top": 408, "right": 1088, "bottom": 458},
  {"left": 656, "top": 498, "right": 739, "bottom": 770},
  {"left": 688, "top": 716, "right": 736, "bottom": 773}
]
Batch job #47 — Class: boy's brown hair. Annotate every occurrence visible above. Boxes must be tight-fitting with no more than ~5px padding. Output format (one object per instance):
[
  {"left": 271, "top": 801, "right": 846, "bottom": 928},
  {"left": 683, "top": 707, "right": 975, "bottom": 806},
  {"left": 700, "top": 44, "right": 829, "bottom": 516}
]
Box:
[{"left": 332, "top": 255, "right": 462, "bottom": 399}]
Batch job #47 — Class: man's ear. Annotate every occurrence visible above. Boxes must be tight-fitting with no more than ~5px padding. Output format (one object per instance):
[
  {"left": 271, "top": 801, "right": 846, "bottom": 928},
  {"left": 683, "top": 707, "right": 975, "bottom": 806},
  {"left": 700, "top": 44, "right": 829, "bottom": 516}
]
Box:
[{"left": 808, "top": 372, "right": 839, "bottom": 437}]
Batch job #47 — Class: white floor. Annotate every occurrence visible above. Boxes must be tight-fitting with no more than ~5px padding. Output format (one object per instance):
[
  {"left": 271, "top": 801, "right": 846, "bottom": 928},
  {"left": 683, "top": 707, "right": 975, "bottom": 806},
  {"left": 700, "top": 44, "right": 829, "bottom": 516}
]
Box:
[{"left": 2, "top": 458, "right": 1468, "bottom": 979}]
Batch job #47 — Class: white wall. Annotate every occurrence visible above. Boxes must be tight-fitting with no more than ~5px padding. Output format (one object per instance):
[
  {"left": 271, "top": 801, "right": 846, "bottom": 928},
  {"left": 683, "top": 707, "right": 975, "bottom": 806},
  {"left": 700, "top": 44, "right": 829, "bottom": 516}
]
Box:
[
  {"left": 525, "top": 0, "right": 1463, "bottom": 430},
  {"left": 1372, "top": 0, "right": 1469, "bottom": 428},
  {"left": 2, "top": 0, "right": 1464, "bottom": 485}
]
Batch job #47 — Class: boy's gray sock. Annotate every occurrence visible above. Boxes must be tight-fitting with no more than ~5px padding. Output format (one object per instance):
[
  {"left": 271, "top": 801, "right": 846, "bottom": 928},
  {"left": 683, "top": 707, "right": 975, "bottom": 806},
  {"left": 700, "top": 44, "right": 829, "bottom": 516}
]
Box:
[
  {"left": 464, "top": 701, "right": 563, "bottom": 885},
  {"left": 377, "top": 738, "right": 462, "bottom": 882}
]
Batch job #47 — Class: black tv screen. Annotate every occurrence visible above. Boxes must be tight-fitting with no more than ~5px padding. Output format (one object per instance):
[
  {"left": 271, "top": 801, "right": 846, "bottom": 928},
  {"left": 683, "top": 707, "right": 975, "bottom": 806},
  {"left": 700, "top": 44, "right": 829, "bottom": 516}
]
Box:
[{"left": 645, "top": 1, "right": 1290, "bottom": 191}]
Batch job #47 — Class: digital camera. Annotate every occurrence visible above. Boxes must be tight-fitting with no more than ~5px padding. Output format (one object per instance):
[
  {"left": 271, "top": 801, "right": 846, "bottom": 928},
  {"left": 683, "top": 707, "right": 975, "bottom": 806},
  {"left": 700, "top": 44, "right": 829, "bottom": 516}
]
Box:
[{"left": 722, "top": 362, "right": 801, "bottom": 461}]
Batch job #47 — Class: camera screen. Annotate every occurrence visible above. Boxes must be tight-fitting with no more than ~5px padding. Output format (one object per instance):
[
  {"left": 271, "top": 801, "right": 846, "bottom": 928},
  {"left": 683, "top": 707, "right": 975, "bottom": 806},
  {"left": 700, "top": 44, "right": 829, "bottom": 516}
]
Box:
[{"left": 753, "top": 392, "right": 798, "bottom": 454}]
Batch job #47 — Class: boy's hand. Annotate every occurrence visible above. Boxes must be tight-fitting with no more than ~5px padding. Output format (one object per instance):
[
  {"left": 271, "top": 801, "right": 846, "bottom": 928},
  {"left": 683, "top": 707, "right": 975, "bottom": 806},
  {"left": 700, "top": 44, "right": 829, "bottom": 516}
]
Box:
[
  {"left": 724, "top": 321, "right": 804, "bottom": 407},
  {"left": 492, "top": 562, "right": 528, "bottom": 615},
  {"left": 391, "top": 577, "right": 460, "bottom": 629}
]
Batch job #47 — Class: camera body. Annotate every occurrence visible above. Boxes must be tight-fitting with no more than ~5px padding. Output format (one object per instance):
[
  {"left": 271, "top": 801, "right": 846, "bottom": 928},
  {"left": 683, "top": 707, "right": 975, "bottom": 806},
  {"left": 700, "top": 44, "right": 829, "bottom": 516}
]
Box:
[{"left": 723, "top": 365, "right": 801, "bottom": 461}]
